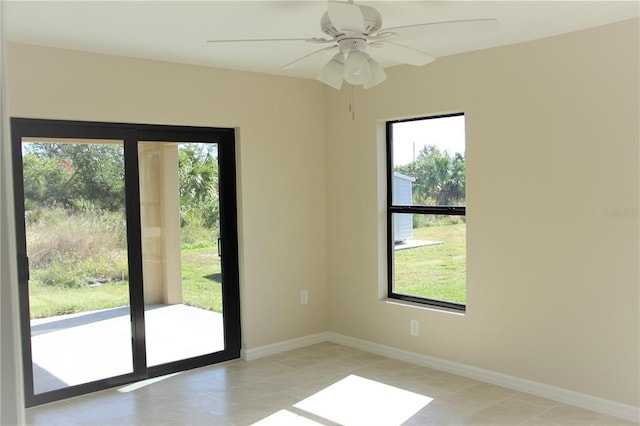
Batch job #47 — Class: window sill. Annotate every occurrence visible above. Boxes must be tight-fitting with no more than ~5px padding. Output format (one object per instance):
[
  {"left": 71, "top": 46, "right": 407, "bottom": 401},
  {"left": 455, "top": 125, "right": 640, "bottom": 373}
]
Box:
[{"left": 382, "top": 298, "right": 466, "bottom": 316}]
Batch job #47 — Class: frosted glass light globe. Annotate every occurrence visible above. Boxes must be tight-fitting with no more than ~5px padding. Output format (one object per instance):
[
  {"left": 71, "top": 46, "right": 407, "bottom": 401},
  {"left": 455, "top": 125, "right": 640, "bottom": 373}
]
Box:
[{"left": 344, "top": 50, "right": 371, "bottom": 85}]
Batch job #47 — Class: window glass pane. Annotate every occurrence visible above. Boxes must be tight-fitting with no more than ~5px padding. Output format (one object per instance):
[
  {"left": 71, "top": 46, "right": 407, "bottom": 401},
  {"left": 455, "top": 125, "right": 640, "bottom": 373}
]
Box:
[
  {"left": 21, "top": 139, "right": 133, "bottom": 394},
  {"left": 391, "top": 115, "right": 465, "bottom": 206},
  {"left": 392, "top": 213, "right": 466, "bottom": 305},
  {"left": 139, "top": 141, "right": 224, "bottom": 366}
]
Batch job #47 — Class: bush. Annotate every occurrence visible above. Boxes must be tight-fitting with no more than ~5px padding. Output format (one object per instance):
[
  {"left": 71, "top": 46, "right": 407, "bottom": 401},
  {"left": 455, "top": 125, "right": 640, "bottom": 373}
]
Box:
[
  {"left": 27, "top": 208, "right": 128, "bottom": 287},
  {"left": 413, "top": 214, "right": 466, "bottom": 228}
]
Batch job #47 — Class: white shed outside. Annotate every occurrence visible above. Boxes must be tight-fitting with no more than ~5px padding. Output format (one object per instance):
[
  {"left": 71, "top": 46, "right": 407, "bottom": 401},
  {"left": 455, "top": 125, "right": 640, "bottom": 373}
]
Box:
[{"left": 393, "top": 172, "right": 416, "bottom": 242}]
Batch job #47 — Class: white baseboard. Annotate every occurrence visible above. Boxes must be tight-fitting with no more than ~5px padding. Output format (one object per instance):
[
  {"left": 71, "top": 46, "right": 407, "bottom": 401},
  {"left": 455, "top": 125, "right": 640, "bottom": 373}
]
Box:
[
  {"left": 241, "top": 332, "right": 329, "bottom": 361},
  {"left": 326, "top": 332, "right": 640, "bottom": 424},
  {"left": 241, "top": 331, "right": 639, "bottom": 423}
]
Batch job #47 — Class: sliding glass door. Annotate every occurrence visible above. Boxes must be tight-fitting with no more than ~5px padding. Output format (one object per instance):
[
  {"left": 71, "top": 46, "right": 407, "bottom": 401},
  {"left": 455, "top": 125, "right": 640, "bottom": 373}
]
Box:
[
  {"left": 138, "top": 141, "right": 225, "bottom": 366},
  {"left": 11, "top": 119, "right": 240, "bottom": 407}
]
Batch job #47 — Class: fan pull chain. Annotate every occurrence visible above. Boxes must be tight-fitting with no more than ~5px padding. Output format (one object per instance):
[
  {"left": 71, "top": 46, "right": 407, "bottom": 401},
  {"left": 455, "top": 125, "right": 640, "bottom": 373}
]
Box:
[{"left": 349, "top": 85, "right": 355, "bottom": 120}]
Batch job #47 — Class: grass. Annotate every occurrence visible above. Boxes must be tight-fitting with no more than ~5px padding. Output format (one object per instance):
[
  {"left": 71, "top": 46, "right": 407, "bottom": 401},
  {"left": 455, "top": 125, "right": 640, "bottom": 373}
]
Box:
[
  {"left": 29, "top": 246, "right": 222, "bottom": 319},
  {"left": 181, "top": 247, "right": 223, "bottom": 313},
  {"left": 26, "top": 208, "right": 223, "bottom": 319},
  {"left": 27, "top": 208, "right": 128, "bottom": 287},
  {"left": 27, "top": 208, "right": 465, "bottom": 318},
  {"left": 29, "top": 281, "right": 130, "bottom": 318},
  {"left": 393, "top": 221, "right": 466, "bottom": 304}
]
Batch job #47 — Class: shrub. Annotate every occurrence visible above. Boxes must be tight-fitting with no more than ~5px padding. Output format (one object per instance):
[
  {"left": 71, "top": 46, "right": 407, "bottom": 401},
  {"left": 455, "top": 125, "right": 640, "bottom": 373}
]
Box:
[{"left": 27, "top": 208, "right": 128, "bottom": 287}]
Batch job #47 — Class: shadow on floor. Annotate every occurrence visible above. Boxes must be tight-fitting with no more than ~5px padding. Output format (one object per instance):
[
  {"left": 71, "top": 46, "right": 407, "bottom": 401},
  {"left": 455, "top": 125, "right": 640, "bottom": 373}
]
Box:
[{"left": 31, "top": 306, "right": 131, "bottom": 336}]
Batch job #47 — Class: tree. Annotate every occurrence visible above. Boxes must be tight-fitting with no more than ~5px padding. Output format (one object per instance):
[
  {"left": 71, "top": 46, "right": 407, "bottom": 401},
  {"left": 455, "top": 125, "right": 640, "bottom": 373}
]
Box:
[
  {"left": 178, "top": 144, "right": 219, "bottom": 229},
  {"left": 22, "top": 153, "right": 71, "bottom": 210},
  {"left": 22, "top": 142, "right": 125, "bottom": 211},
  {"left": 395, "top": 145, "right": 465, "bottom": 206},
  {"left": 23, "top": 142, "right": 221, "bottom": 230}
]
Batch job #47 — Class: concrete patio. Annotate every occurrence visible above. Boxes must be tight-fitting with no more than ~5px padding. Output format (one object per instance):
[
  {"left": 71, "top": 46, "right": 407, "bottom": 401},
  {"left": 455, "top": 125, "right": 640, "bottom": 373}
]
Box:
[{"left": 30, "top": 304, "right": 224, "bottom": 395}]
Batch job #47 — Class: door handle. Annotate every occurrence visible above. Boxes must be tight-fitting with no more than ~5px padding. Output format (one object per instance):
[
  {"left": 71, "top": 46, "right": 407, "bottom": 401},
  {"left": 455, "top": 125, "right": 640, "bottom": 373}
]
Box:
[
  {"left": 217, "top": 238, "right": 222, "bottom": 258},
  {"left": 18, "top": 254, "right": 29, "bottom": 282}
]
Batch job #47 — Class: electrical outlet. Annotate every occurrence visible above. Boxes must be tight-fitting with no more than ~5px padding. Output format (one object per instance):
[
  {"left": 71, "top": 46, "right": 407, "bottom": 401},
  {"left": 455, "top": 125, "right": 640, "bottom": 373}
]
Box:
[
  {"left": 410, "top": 320, "right": 419, "bottom": 336},
  {"left": 300, "top": 289, "right": 308, "bottom": 305}
]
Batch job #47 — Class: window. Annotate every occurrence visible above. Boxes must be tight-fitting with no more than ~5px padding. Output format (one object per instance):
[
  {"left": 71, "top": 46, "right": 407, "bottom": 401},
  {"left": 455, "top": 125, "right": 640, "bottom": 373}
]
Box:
[{"left": 387, "top": 114, "right": 466, "bottom": 311}]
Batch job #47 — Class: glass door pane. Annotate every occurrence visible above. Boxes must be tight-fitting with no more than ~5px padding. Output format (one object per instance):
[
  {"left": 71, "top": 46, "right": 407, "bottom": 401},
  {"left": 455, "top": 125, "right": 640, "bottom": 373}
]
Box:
[
  {"left": 21, "top": 138, "right": 133, "bottom": 394},
  {"left": 138, "top": 141, "right": 224, "bottom": 366}
]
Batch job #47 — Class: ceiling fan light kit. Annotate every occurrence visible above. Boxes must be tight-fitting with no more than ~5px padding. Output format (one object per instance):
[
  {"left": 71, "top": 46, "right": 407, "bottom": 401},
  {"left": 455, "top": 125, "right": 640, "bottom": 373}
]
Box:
[
  {"left": 317, "top": 37, "right": 387, "bottom": 89},
  {"left": 206, "top": 1, "right": 499, "bottom": 90},
  {"left": 316, "top": 47, "right": 387, "bottom": 89},
  {"left": 344, "top": 51, "right": 370, "bottom": 84},
  {"left": 318, "top": 53, "right": 345, "bottom": 90},
  {"left": 363, "top": 56, "right": 387, "bottom": 89}
]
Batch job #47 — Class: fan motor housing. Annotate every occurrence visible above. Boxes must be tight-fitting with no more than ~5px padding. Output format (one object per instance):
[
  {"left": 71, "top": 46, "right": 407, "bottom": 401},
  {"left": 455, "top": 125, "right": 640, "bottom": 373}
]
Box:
[{"left": 320, "top": 5, "right": 382, "bottom": 37}]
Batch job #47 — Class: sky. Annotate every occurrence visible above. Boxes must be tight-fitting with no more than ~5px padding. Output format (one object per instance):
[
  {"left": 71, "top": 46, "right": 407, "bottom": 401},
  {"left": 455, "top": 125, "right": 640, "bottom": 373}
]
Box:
[{"left": 392, "top": 114, "right": 466, "bottom": 166}]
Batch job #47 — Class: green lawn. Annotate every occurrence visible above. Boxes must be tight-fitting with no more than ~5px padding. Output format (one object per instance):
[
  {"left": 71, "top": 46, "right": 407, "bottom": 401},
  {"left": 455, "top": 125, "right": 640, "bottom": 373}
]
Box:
[
  {"left": 181, "top": 247, "right": 222, "bottom": 313},
  {"left": 29, "top": 246, "right": 222, "bottom": 319},
  {"left": 29, "top": 281, "right": 130, "bottom": 318},
  {"left": 393, "top": 222, "right": 466, "bottom": 304},
  {"left": 29, "top": 223, "right": 466, "bottom": 318}
]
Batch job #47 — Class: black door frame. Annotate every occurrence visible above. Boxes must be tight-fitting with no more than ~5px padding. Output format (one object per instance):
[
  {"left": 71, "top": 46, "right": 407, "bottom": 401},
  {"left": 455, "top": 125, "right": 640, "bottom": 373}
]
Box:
[{"left": 11, "top": 118, "right": 241, "bottom": 407}]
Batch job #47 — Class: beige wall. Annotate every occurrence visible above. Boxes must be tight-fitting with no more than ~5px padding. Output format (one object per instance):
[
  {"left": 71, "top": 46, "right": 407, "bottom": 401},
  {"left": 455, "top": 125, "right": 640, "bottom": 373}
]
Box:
[
  {"left": 325, "top": 18, "right": 639, "bottom": 406},
  {"left": 5, "top": 17, "right": 639, "bottom": 410},
  {"left": 5, "top": 42, "right": 329, "bottom": 349}
]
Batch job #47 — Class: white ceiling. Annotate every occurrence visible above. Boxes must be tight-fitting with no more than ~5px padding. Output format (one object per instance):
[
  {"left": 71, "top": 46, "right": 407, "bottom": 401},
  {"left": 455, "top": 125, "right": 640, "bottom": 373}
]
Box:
[{"left": 3, "top": 1, "right": 639, "bottom": 80}]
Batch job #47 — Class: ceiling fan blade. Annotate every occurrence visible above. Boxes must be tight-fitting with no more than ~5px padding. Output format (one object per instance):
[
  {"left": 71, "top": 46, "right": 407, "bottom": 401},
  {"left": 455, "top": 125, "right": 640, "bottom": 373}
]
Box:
[
  {"left": 281, "top": 45, "right": 339, "bottom": 70},
  {"left": 207, "top": 37, "right": 330, "bottom": 44},
  {"left": 381, "top": 18, "right": 499, "bottom": 41},
  {"left": 327, "top": 1, "right": 365, "bottom": 33},
  {"left": 369, "top": 42, "right": 435, "bottom": 66}
]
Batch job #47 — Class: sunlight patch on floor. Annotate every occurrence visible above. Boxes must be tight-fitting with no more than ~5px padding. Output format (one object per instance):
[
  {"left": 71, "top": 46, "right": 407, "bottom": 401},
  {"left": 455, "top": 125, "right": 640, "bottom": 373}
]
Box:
[
  {"left": 117, "top": 372, "right": 181, "bottom": 393},
  {"left": 251, "top": 409, "right": 326, "bottom": 426},
  {"left": 293, "top": 374, "right": 433, "bottom": 425}
]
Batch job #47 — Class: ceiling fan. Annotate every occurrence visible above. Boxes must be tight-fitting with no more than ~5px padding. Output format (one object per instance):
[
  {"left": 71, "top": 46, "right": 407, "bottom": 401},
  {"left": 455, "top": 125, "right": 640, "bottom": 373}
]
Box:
[{"left": 207, "top": 1, "right": 498, "bottom": 90}]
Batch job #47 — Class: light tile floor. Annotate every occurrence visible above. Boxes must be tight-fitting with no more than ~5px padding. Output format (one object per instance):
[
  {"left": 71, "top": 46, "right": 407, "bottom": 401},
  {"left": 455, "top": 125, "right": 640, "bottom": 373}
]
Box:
[{"left": 25, "top": 342, "right": 637, "bottom": 426}]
